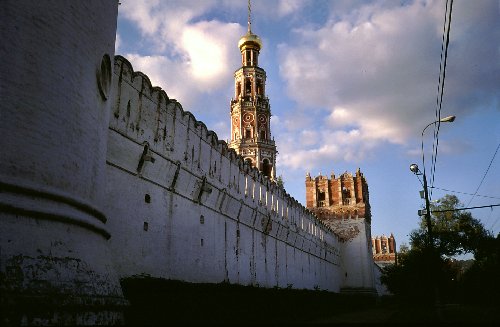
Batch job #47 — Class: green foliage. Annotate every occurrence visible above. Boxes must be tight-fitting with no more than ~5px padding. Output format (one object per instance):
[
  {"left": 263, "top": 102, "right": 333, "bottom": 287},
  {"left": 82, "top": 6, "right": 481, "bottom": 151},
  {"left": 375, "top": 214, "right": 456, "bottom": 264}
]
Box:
[
  {"left": 381, "top": 247, "right": 471, "bottom": 305},
  {"left": 458, "top": 233, "right": 500, "bottom": 304},
  {"left": 398, "top": 243, "right": 410, "bottom": 254},
  {"left": 381, "top": 248, "right": 441, "bottom": 304},
  {"left": 381, "top": 194, "right": 499, "bottom": 305},
  {"left": 410, "top": 194, "right": 491, "bottom": 257},
  {"left": 276, "top": 175, "right": 285, "bottom": 188}
]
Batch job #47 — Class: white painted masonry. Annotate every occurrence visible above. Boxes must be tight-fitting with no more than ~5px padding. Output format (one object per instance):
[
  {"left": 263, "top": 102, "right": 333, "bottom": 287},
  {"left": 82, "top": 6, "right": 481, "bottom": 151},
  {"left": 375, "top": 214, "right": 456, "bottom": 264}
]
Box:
[
  {"left": 0, "top": 1, "right": 125, "bottom": 324},
  {"left": 0, "top": 1, "right": 378, "bottom": 324},
  {"left": 105, "top": 56, "right": 342, "bottom": 291}
]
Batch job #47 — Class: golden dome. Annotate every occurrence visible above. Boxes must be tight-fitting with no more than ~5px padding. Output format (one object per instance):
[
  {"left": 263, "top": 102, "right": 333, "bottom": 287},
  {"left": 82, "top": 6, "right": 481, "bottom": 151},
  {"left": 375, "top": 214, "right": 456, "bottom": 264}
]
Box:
[{"left": 238, "top": 32, "right": 262, "bottom": 50}]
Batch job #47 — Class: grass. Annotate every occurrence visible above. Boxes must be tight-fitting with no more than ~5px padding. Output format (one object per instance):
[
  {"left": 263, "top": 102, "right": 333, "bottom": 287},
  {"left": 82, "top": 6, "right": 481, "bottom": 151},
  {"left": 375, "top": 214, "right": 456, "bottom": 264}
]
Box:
[
  {"left": 121, "top": 277, "right": 375, "bottom": 325},
  {"left": 121, "top": 277, "right": 500, "bottom": 325}
]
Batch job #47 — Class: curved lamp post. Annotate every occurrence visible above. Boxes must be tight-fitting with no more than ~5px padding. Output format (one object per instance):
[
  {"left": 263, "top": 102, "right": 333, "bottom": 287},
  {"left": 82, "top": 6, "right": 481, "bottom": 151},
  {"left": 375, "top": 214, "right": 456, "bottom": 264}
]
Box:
[
  {"left": 409, "top": 115, "right": 455, "bottom": 312},
  {"left": 410, "top": 115, "right": 455, "bottom": 248}
]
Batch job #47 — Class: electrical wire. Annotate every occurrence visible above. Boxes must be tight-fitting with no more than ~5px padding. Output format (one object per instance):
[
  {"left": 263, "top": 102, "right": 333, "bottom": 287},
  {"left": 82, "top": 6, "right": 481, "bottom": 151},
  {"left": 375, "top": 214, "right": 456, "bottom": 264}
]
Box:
[
  {"left": 430, "top": 186, "right": 500, "bottom": 200},
  {"left": 429, "top": 0, "right": 454, "bottom": 199},
  {"left": 430, "top": 203, "right": 500, "bottom": 213},
  {"left": 430, "top": 0, "right": 453, "bottom": 196},
  {"left": 466, "top": 142, "right": 500, "bottom": 207}
]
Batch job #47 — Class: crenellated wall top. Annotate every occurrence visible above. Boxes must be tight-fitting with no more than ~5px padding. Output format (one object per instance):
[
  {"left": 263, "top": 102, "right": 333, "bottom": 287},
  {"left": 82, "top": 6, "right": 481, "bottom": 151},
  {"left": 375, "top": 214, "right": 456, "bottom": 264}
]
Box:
[{"left": 111, "top": 55, "right": 337, "bottom": 240}]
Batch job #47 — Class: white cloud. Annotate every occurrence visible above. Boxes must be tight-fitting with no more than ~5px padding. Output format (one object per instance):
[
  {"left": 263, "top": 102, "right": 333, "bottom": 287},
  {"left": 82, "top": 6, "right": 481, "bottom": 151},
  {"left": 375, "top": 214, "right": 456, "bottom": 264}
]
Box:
[
  {"left": 180, "top": 20, "right": 241, "bottom": 89},
  {"left": 277, "top": 0, "right": 500, "bottom": 171},
  {"left": 117, "top": 0, "right": 500, "bottom": 176},
  {"left": 115, "top": 33, "right": 121, "bottom": 53},
  {"left": 277, "top": 0, "right": 310, "bottom": 17},
  {"left": 277, "top": 127, "right": 379, "bottom": 171},
  {"left": 123, "top": 54, "right": 192, "bottom": 104},
  {"left": 327, "top": 107, "right": 354, "bottom": 127},
  {"left": 118, "top": 0, "right": 245, "bottom": 108}
]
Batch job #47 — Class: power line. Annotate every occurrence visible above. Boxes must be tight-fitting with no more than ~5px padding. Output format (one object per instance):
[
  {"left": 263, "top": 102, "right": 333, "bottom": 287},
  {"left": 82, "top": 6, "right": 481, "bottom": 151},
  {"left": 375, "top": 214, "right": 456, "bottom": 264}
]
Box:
[
  {"left": 431, "top": 203, "right": 500, "bottom": 213},
  {"left": 430, "top": 184, "right": 500, "bottom": 233},
  {"left": 429, "top": 0, "right": 454, "bottom": 199},
  {"left": 430, "top": 186, "right": 500, "bottom": 200},
  {"left": 466, "top": 142, "right": 500, "bottom": 207}
]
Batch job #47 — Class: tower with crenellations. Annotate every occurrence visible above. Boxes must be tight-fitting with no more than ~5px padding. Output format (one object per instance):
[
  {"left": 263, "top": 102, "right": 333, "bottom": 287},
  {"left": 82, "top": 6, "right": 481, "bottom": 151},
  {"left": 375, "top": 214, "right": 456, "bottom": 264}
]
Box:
[
  {"left": 372, "top": 234, "right": 397, "bottom": 267},
  {"left": 306, "top": 168, "right": 371, "bottom": 225},
  {"left": 0, "top": 1, "right": 382, "bottom": 323},
  {"left": 305, "top": 168, "right": 376, "bottom": 295}
]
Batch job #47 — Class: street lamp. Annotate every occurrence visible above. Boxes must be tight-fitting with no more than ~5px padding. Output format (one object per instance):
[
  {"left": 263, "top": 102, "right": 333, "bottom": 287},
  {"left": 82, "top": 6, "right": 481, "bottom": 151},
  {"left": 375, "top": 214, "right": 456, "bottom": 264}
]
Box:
[
  {"left": 409, "top": 163, "right": 433, "bottom": 247},
  {"left": 410, "top": 115, "right": 456, "bottom": 247},
  {"left": 410, "top": 116, "right": 455, "bottom": 312}
]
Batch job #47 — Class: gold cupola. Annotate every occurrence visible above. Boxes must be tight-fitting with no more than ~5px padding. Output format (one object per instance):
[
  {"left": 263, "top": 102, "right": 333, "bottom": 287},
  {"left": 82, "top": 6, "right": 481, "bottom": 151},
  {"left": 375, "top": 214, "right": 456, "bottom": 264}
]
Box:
[
  {"left": 238, "top": 0, "right": 262, "bottom": 67},
  {"left": 238, "top": 31, "right": 262, "bottom": 51},
  {"left": 228, "top": 0, "right": 277, "bottom": 179}
]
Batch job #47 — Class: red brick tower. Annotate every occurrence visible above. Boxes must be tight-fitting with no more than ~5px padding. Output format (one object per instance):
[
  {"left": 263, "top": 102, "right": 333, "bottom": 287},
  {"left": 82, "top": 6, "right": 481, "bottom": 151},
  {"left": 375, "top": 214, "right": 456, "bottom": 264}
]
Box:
[
  {"left": 228, "top": 3, "right": 277, "bottom": 179},
  {"left": 305, "top": 168, "right": 371, "bottom": 229},
  {"left": 306, "top": 168, "right": 376, "bottom": 294},
  {"left": 372, "top": 234, "right": 397, "bottom": 267}
]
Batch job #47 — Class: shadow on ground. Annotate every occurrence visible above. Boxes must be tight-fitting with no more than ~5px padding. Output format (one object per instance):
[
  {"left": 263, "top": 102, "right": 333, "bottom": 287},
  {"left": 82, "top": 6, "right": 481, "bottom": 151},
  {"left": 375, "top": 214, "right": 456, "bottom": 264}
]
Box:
[
  {"left": 121, "top": 277, "right": 374, "bottom": 325},
  {"left": 121, "top": 277, "right": 500, "bottom": 325}
]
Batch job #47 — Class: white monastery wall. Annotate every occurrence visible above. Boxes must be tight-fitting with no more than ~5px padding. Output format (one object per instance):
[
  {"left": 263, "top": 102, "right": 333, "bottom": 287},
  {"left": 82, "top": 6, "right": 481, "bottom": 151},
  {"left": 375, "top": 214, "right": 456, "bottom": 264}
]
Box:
[
  {"left": 0, "top": 1, "right": 125, "bottom": 324},
  {"left": 0, "top": 1, "right": 377, "bottom": 323},
  {"left": 105, "top": 56, "right": 343, "bottom": 291},
  {"left": 373, "top": 264, "right": 391, "bottom": 296},
  {"left": 329, "top": 218, "right": 377, "bottom": 293}
]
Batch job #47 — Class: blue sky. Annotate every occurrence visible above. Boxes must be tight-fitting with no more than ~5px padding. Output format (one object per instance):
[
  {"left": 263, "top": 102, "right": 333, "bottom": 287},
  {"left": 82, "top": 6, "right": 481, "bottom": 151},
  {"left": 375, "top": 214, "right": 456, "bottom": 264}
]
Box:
[{"left": 115, "top": 0, "right": 500, "bottom": 252}]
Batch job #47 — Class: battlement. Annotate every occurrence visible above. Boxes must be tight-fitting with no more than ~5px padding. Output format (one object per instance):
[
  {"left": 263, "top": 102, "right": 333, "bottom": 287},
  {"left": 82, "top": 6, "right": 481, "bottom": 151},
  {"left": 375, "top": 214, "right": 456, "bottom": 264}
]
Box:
[
  {"left": 305, "top": 169, "right": 371, "bottom": 222},
  {"left": 111, "top": 55, "right": 332, "bottom": 238},
  {"left": 372, "top": 234, "right": 397, "bottom": 266},
  {"left": 0, "top": 2, "right": 378, "bottom": 322},
  {"left": 105, "top": 56, "right": 342, "bottom": 290}
]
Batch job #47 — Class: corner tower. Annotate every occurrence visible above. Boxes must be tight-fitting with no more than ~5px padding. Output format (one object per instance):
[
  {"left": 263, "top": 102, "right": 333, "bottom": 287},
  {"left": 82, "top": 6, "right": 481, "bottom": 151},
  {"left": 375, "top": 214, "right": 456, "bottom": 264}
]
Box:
[
  {"left": 305, "top": 168, "right": 371, "bottom": 222},
  {"left": 305, "top": 168, "right": 376, "bottom": 296},
  {"left": 228, "top": 1, "right": 277, "bottom": 179}
]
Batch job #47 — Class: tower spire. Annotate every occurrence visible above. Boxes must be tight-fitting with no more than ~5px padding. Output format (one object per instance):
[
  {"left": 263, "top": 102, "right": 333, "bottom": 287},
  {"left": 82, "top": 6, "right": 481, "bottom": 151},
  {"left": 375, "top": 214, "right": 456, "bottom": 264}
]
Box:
[
  {"left": 229, "top": 5, "right": 277, "bottom": 180},
  {"left": 247, "top": 0, "right": 252, "bottom": 33}
]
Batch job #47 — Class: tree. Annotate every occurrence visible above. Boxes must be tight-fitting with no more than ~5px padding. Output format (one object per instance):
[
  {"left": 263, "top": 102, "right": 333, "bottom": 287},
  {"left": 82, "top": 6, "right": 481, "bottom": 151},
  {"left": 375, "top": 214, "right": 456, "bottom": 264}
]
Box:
[
  {"left": 380, "top": 247, "right": 434, "bottom": 304},
  {"left": 398, "top": 243, "right": 410, "bottom": 254},
  {"left": 409, "top": 194, "right": 491, "bottom": 257},
  {"left": 458, "top": 233, "right": 500, "bottom": 305},
  {"left": 276, "top": 175, "right": 285, "bottom": 188},
  {"left": 381, "top": 194, "right": 495, "bottom": 305}
]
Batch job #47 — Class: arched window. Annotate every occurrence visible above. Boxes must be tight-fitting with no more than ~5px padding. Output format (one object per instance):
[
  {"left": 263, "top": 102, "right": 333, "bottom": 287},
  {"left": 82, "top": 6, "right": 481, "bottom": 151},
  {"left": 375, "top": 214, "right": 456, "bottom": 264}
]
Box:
[
  {"left": 256, "top": 80, "right": 262, "bottom": 95},
  {"left": 245, "top": 50, "right": 251, "bottom": 66},
  {"left": 245, "top": 78, "right": 251, "bottom": 94},
  {"left": 245, "top": 128, "right": 251, "bottom": 139},
  {"left": 260, "top": 130, "right": 266, "bottom": 140},
  {"left": 245, "top": 158, "right": 253, "bottom": 167},
  {"left": 342, "top": 187, "right": 350, "bottom": 205},
  {"left": 262, "top": 159, "right": 272, "bottom": 178},
  {"left": 236, "top": 82, "right": 241, "bottom": 98}
]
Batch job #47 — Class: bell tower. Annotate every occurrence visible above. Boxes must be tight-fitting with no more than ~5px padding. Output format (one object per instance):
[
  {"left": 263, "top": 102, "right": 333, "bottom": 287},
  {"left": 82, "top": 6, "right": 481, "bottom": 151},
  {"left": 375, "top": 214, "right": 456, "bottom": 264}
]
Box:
[{"left": 228, "top": 0, "right": 277, "bottom": 179}]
